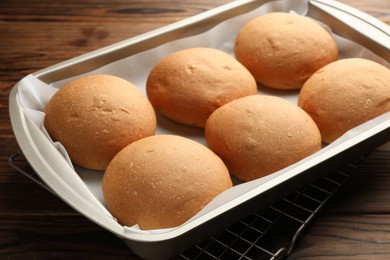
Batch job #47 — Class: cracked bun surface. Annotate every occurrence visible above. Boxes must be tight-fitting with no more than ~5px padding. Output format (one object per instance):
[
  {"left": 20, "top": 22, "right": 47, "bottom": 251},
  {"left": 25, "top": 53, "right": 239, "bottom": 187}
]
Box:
[
  {"left": 205, "top": 95, "right": 321, "bottom": 181},
  {"left": 102, "top": 135, "right": 232, "bottom": 230},
  {"left": 234, "top": 12, "right": 338, "bottom": 89},
  {"left": 44, "top": 74, "right": 156, "bottom": 170},
  {"left": 146, "top": 47, "right": 257, "bottom": 128},
  {"left": 298, "top": 58, "right": 390, "bottom": 143}
]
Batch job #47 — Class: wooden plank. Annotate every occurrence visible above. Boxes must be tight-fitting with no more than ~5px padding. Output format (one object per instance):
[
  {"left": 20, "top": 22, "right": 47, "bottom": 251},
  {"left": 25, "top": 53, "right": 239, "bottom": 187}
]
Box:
[
  {"left": 290, "top": 214, "right": 390, "bottom": 259},
  {"left": 0, "top": 215, "right": 137, "bottom": 259}
]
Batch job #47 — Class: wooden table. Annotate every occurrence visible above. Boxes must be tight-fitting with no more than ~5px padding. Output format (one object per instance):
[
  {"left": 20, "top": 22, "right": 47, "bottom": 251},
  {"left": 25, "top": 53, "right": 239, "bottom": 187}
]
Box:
[{"left": 1, "top": 0, "right": 389, "bottom": 259}]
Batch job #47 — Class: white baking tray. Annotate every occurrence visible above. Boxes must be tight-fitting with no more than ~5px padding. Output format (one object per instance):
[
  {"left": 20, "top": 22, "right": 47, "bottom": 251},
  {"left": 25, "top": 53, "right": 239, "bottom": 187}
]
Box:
[{"left": 8, "top": 0, "right": 390, "bottom": 259}]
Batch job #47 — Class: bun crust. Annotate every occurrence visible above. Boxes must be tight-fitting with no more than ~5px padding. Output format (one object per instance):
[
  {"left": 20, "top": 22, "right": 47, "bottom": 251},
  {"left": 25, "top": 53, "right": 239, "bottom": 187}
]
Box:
[
  {"left": 234, "top": 12, "right": 338, "bottom": 89},
  {"left": 298, "top": 58, "right": 390, "bottom": 143},
  {"left": 102, "top": 135, "right": 232, "bottom": 230},
  {"left": 44, "top": 74, "right": 156, "bottom": 170},
  {"left": 205, "top": 95, "right": 321, "bottom": 181},
  {"left": 146, "top": 47, "right": 257, "bottom": 128}
]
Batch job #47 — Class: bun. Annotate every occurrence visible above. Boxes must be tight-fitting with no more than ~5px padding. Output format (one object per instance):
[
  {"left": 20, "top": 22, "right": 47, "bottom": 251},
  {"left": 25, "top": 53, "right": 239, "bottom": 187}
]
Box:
[
  {"left": 234, "top": 12, "right": 338, "bottom": 89},
  {"left": 298, "top": 58, "right": 390, "bottom": 143},
  {"left": 146, "top": 47, "right": 257, "bottom": 128},
  {"left": 205, "top": 95, "right": 321, "bottom": 181},
  {"left": 102, "top": 135, "right": 232, "bottom": 230},
  {"left": 44, "top": 74, "right": 156, "bottom": 170}
]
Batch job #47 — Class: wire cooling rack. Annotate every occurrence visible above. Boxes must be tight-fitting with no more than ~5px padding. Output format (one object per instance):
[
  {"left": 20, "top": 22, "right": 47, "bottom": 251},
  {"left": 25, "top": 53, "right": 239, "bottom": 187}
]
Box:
[{"left": 9, "top": 151, "right": 363, "bottom": 260}]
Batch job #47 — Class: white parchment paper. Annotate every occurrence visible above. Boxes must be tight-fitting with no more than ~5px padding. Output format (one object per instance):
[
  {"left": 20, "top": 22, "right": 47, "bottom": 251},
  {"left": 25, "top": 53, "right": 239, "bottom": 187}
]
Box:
[{"left": 16, "top": 0, "right": 390, "bottom": 234}]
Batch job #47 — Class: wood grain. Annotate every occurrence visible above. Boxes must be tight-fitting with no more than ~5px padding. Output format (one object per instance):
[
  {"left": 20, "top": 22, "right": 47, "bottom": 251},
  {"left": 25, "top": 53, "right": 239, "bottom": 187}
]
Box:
[
  {"left": 1, "top": 0, "right": 390, "bottom": 259},
  {"left": 290, "top": 214, "right": 390, "bottom": 259}
]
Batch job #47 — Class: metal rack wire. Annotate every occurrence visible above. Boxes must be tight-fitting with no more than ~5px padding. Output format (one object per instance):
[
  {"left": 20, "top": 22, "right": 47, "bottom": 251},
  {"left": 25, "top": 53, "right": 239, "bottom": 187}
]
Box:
[
  {"left": 176, "top": 160, "right": 363, "bottom": 260},
  {"left": 8, "top": 151, "right": 363, "bottom": 260},
  {"left": 8, "top": 151, "right": 56, "bottom": 194}
]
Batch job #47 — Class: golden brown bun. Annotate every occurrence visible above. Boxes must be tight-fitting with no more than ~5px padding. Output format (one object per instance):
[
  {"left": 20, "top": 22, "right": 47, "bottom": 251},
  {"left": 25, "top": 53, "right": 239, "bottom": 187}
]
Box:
[
  {"left": 146, "top": 47, "right": 257, "bottom": 128},
  {"left": 205, "top": 95, "right": 321, "bottom": 181},
  {"left": 298, "top": 58, "right": 390, "bottom": 143},
  {"left": 44, "top": 74, "right": 156, "bottom": 170},
  {"left": 102, "top": 135, "right": 232, "bottom": 230},
  {"left": 234, "top": 12, "right": 338, "bottom": 90}
]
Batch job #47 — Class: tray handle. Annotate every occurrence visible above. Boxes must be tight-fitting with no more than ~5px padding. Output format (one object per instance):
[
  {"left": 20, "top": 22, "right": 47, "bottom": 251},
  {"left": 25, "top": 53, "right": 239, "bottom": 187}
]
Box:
[{"left": 309, "top": 0, "right": 390, "bottom": 61}]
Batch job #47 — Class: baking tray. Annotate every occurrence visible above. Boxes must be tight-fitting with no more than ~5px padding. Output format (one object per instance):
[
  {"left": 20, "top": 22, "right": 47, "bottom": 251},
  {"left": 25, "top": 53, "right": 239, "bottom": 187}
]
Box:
[{"left": 8, "top": 0, "right": 390, "bottom": 259}]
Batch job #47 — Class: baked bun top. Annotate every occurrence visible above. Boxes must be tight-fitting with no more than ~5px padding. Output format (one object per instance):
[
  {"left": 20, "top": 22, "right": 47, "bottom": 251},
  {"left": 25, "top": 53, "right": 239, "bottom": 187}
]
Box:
[
  {"left": 234, "top": 12, "right": 338, "bottom": 89},
  {"left": 102, "top": 135, "right": 232, "bottom": 230},
  {"left": 298, "top": 58, "right": 390, "bottom": 143},
  {"left": 44, "top": 74, "right": 156, "bottom": 170},
  {"left": 146, "top": 47, "right": 257, "bottom": 128},
  {"left": 205, "top": 95, "right": 321, "bottom": 181}
]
